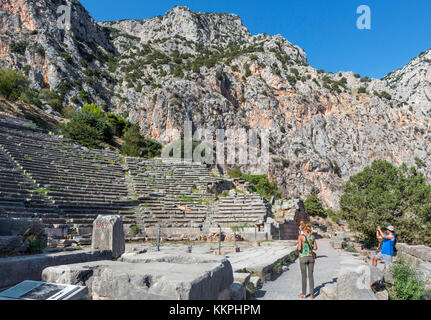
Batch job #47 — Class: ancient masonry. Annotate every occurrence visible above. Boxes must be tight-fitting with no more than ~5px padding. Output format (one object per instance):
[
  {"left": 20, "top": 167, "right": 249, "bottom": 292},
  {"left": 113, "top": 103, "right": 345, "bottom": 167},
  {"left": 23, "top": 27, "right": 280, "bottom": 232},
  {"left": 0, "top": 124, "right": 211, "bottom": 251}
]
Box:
[{"left": 0, "top": 115, "right": 306, "bottom": 245}]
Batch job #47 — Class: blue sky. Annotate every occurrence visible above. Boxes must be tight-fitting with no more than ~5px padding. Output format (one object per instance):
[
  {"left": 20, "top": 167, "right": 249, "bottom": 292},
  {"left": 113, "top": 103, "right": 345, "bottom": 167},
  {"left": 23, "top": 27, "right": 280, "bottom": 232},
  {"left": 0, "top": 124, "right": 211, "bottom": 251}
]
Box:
[{"left": 80, "top": 0, "right": 431, "bottom": 79}]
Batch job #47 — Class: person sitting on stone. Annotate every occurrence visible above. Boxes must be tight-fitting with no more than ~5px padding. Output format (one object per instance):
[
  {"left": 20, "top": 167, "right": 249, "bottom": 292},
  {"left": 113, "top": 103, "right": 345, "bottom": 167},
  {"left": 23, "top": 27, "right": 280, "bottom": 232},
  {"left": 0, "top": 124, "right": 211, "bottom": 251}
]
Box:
[
  {"left": 372, "top": 226, "right": 396, "bottom": 266},
  {"left": 297, "top": 222, "right": 318, "bottom": 299}
]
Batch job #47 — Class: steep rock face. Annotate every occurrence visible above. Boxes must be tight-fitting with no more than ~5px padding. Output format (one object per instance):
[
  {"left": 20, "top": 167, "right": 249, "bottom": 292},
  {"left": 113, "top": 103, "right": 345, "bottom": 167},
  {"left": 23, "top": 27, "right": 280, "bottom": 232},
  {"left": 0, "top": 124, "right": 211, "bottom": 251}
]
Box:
[
  {"left": 0, "top": 0, "right": 115, "bottom": 105},
  {"left": 1, "top": 2, "right": 430, "bottom": 209},
  {"left": 100, "top": 6, "right": 430, "bottom": 208},
  {"left": 103, "top": 6, "right": 253, "bottom": 45},
  {"left": 384, "top": 48, "right": 431, "bottom": 113}
]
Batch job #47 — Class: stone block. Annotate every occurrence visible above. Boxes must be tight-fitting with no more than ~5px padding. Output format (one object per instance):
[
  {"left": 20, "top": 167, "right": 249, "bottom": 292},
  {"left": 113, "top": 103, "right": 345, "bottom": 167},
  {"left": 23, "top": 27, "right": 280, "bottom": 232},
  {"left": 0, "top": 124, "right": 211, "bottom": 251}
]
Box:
[
  {"left": 233, "top": 272, "right": 251, "bottom": 286},
  {"left": 41, "top": 254, "right": 234, "bottom": 300},
  {"left": 0, "top": 236, "right": 28, "bottom": 256},
  {"left": 368, "top": 266, "right": 384, "bottom": 290},
  {"left": 92, "top": 215, "right": 125, "bottom": 259},
  {"left": 375, "top": 290, "right": 389, "bottom": 300},
  {"left": 336, "top": 272, "right": 377, "bottom": 300},
  {"left": 0, "top": 218, "right": 45, "bottom": 237},
  {"left": 249, "top": 276, "right": 261, "bottom": 290},
  {"left": 330, "top": 240, "right": 343, "bottom": 249},
  {"left": 0, "top": 250, "right": 112, "bottom": 288},
  {"left": 46, "top": 227, "right": 68, "bottom": 239}
]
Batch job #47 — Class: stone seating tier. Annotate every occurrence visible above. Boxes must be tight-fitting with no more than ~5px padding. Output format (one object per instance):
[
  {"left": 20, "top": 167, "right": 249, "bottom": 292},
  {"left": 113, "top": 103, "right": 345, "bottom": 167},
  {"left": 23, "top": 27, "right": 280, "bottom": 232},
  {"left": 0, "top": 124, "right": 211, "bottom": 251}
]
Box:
[{"left": 0, "top": 116, "right": 275, "bottom": 239}]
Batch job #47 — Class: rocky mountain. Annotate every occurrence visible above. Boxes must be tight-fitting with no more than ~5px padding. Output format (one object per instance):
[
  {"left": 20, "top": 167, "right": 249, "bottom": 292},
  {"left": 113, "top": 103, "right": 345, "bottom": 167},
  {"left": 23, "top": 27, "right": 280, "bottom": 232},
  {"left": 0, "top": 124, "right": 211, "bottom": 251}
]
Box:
[{"left": 1, "top": 1, "right": 430, "bottom": 209}]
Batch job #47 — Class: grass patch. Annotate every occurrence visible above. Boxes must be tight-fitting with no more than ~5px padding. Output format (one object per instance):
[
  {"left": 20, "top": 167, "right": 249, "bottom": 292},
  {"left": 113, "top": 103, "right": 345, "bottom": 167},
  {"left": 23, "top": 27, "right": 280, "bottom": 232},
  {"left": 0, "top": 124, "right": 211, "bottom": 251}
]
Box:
[{"left": 35, "top": 188, "right": 53, "bottom": 196}]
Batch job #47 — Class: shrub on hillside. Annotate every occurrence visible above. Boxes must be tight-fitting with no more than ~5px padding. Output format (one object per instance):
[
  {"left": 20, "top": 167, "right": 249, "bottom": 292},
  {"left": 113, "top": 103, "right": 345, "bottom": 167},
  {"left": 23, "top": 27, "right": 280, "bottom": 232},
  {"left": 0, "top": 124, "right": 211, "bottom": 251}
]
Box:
[
  {"left": 121, "top": 124, "right": 162, "bottom": 158},
  {"left": 20, "top": 88, "right": 42, "bottom": 107},
  {"left": 228, "top": 168, "right": 243, "bottom": 179},
  {"left": 358, "top": 87, "right": 367, "bottom": 94},
  {"left": 304, "top": 194, "right": 327, "bottom": 218},
  {"left": 106, "top": 112, "right": 131, "bottom": 137},
  {"left": 9, "top": 41, "right": 28, "bottom": 55},
  {"left": 241, "top": 173, "right": 282, "bottom": 201},
  {"left": 63, "top": 111, "right": 113, "bottom": 149},
  {"left": 39, "top": 89, "right": 63, "bottom": 113},
  {"left": 340, "top": 160, "right": 431, "bottom": 246},
  {"left": 82, "top": 103, "right": 103, "bottom": 116},
  {"left": 0, "top": 68, "right": 28, "bottom": 100}
]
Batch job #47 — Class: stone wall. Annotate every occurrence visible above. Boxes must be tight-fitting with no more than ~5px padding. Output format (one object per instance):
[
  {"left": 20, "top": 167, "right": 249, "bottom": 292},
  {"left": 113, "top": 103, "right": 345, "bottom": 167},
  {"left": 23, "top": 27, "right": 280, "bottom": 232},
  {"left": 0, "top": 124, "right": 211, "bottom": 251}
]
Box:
[{"left": 394, "top": 243, "right": 431, "bottom": 287}]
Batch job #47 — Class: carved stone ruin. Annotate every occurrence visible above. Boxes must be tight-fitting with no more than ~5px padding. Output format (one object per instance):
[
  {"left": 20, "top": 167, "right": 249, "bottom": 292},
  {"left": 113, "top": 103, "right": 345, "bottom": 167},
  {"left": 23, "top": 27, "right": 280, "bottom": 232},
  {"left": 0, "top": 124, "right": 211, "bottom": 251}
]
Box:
[{"left": 92, "top": 215, "right": 125, "bottom": 259}]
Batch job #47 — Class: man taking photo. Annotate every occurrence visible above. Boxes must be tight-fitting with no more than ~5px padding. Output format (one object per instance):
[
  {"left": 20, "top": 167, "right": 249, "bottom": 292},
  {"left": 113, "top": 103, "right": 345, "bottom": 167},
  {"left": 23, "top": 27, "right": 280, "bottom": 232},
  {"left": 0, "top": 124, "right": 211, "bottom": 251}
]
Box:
[{"left": 372, "top": 226, "right": 396, "bottom": 266}]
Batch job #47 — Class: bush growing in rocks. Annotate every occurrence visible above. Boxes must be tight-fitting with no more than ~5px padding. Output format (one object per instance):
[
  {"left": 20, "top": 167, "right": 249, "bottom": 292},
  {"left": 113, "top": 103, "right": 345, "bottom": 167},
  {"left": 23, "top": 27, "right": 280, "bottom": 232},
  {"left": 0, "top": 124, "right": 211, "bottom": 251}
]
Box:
[
  {"left": 121, "top": 124, "right": 162, "bottom": 158},
  {"left": 63, "top": 109, "right": 114, "bottom": 148},
  {"left": 241, "top": 173, "right": 282, "bottom": 201},
  {"left": 304, "top": 194, "right": 328, "bottom": 218},
  {"left": 388, "top": 261, "right": 431, "bottom": 300},
  {"left": 0, "top": 68, "right": 28, "bottom": 100}
]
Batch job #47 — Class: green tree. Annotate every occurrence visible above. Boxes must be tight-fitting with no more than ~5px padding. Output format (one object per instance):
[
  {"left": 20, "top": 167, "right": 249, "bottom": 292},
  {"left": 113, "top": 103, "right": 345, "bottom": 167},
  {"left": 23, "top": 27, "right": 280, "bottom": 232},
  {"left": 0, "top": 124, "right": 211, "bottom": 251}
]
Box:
[
  {"left": 63, "top": 111, "right": 113, "bottom": 149},
  {"left": 82, "top": 103, "right": 103, "bottom": 116},
  {"left": 241, "top": 174, "right": 282, "bottom": 201},
  {"left": 121, "top": 124, "right": 162, "bottom": 158},
  {"left": 340, "top": 160, "right": 431, "bottom": 246},
  {"left": 0, "top": 68, "right": 28, "bottom": 100},
  {"left": 106, "top": 112, "right": 131, "bottom": 137},
  {"left": 304, "top": 194, "right": 327, "bottom": 218}
]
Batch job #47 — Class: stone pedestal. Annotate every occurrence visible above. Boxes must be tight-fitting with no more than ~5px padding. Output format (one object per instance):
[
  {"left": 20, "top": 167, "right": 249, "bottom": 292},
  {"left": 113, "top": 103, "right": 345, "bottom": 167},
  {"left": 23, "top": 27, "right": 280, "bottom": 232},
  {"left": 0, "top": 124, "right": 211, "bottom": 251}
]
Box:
[{"left": 92, "top": 215, "right": 125, "bottom": 259}]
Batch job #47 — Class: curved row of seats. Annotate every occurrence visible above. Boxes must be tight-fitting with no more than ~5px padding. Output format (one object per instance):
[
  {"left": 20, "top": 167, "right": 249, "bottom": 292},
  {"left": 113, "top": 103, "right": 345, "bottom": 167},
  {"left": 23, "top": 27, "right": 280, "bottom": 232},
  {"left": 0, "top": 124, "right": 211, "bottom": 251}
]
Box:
[{"left": 0, "top": 115, "right": 272, "bottom": 238}]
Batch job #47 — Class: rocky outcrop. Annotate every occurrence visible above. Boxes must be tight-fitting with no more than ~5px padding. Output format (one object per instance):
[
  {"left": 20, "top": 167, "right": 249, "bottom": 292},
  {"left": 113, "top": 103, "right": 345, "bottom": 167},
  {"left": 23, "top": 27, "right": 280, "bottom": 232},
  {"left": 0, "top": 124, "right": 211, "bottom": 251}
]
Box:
[
  {"left": 2, "top": 2, "right": 431, "bottom": 209},
  {"left": 0, "top": 0, "right": 115, "bottom": 105}
]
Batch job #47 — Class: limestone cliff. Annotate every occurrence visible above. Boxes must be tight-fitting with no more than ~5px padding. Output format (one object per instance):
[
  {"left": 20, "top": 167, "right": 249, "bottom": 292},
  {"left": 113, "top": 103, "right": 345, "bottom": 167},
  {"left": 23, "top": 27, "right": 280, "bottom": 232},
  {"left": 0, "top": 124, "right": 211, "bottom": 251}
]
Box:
[{"left": 1, "top": 2, "right": 430, "bottom": 209}]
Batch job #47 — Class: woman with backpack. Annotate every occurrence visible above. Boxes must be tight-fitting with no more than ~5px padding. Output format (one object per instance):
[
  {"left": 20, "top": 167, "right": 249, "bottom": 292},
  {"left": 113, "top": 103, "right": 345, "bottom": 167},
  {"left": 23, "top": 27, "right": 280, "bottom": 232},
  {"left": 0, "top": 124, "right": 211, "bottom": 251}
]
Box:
[{"left": 297, "top": 222, "right": 318, "bottom": 299}]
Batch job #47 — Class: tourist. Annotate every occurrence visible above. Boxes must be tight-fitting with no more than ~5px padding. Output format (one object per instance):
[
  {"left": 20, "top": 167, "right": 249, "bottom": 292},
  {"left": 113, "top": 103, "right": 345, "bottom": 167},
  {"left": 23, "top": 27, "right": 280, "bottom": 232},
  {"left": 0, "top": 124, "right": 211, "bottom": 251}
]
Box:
[
  {"left": 372, "top": 226, "right": 396, "bottom": 266},
  {"left": 297, "top": 222, "right": 318, "bottom": 299}
]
